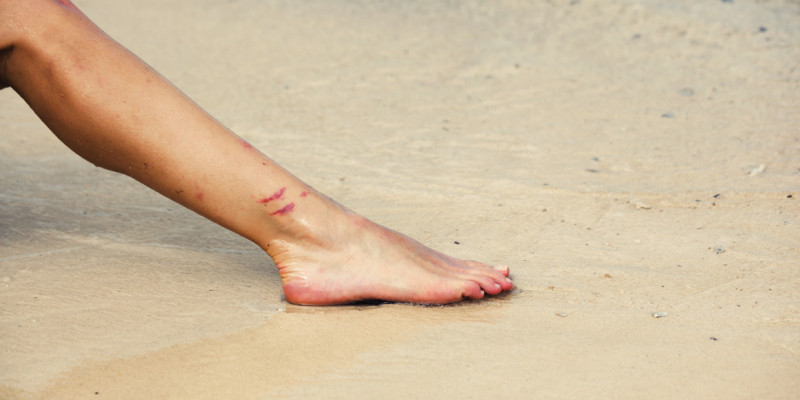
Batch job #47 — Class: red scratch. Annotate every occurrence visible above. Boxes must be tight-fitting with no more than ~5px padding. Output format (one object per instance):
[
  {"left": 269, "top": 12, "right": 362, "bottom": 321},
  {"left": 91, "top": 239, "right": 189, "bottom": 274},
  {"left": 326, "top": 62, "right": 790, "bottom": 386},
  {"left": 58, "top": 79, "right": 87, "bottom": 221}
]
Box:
[
  {"left": 300, "top": 191, "right": 308, "bottom": 197},
  {"left": 55, "top": 0, "right": 79, "bottom": 10},
  {"left": 242, "top": 141, "right": 253, "bottom": 149},
  {"left": 270, "top": 203, "right": 295, "bottom": 216},
  {"left": 258, "top": 187, "right": 286, "bottom": 204}
]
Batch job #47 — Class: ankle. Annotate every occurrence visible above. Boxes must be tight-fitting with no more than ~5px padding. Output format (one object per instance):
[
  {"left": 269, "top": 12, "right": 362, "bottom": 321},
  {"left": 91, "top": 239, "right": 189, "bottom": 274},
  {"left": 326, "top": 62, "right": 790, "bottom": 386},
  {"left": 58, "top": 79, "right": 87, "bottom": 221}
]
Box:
[{"left": 257, "top": 193, "right": 351, "bottom": 254}]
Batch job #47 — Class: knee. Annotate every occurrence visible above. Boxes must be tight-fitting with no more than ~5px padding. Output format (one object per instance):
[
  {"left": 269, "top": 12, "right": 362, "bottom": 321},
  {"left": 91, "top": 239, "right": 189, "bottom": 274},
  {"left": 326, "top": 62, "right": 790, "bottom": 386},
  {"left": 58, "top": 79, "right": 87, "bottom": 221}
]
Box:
[
  {"left": 0, "top": 1, "right": 27, "bottom": 90},
  {"left": 0, "top": 0, "right": 17, "bottom": 90},
  {"left": 0, "top": 48, "right": 10, "bottom": 90},
  {"left": 0, "top": 1, "right": 19, "bottom": 52},
  {"left": 0, "top": 0, "right": 77, "bottom": 47},
  {"left": 0, "top": 0, "right": 82, "bottom": 89}
]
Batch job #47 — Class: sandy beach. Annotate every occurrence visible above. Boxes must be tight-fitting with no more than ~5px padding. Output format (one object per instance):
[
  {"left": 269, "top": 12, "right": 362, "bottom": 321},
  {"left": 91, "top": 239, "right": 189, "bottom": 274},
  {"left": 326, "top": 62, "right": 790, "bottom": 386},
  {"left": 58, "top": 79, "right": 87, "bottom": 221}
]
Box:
[{"left": 1, "top": 0, "right": 798, "bottom": 398}]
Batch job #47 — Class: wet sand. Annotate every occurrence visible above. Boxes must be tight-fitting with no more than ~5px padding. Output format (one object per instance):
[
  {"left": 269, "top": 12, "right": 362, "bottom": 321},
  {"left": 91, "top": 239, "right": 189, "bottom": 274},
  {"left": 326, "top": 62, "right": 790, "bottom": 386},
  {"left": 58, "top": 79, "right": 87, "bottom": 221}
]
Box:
[{"left": 1, "top": 0, "right": 798, "bottom": 398}]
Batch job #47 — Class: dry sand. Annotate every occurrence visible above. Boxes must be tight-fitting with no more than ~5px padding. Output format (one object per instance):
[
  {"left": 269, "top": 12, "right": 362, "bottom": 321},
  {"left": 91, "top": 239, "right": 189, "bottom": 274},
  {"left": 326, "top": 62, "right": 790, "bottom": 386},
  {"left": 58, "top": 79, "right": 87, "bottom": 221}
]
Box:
[{"left": 1, "top": 0, "right": 798, "bottom": 398}]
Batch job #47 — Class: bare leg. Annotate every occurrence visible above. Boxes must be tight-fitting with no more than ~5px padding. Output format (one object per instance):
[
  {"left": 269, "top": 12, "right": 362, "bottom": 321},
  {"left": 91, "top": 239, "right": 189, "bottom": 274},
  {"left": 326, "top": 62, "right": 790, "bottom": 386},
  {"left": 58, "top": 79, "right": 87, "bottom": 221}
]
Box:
[{"left": 0, "top": 0, "right": 512, "bottom": 305}]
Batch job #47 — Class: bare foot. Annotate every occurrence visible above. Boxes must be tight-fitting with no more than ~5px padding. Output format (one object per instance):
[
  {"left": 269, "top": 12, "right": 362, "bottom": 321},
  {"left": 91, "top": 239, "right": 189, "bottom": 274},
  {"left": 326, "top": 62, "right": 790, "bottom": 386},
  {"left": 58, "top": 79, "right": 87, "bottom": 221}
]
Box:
[
  {"left": 263, "top": 197, "right": 513, "bottom": 305},
  {"left": 0, "top": 0, "right": 511, "bottom": 306}
]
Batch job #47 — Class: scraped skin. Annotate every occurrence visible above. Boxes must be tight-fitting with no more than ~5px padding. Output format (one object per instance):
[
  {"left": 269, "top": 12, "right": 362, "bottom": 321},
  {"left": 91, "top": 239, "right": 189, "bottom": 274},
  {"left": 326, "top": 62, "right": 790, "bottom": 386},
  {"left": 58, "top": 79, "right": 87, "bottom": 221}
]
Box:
[{"left": 0, "top": 0, "right": 512, "bottom": 305}]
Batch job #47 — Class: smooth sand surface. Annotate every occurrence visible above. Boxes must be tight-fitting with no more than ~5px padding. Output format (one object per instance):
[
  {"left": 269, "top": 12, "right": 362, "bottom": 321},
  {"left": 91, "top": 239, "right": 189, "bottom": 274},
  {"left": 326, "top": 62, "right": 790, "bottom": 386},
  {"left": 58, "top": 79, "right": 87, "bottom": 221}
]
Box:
[{"left": 1, "top": 0, "right": 798, "bottom": 398}]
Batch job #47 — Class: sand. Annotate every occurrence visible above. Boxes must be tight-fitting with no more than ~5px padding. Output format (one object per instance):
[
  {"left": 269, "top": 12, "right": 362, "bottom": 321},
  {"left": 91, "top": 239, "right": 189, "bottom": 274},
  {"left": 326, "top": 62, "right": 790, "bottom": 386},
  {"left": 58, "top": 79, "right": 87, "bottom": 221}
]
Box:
[{"left": 1, "top": 0, "right": 798, "bottom": 398}]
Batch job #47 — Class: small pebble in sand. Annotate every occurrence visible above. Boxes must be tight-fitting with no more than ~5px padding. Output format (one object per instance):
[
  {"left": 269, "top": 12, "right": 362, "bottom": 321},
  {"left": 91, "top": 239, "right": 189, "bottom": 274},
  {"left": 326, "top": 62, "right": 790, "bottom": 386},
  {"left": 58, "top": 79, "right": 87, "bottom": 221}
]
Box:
[
  {"left": 661, "top": 112, "right": 675, "bottom": 118},
  {"left": 748, "top": 164, "right": 766, "bottom": 176},
  {"left": 714, "top": 246, "right": 726, "bottom": 254},
  {"left": 634, "top": 202, "right": 651, "bottom": 210},
  {"left": 556, "top": 313, "right": 569, "bottom": 317},
  {"left": 652, "top": 312, "right": 668, "bottom": 318},
  {"left": 679, "top": 88, "right": 695, "bottom": 96}
]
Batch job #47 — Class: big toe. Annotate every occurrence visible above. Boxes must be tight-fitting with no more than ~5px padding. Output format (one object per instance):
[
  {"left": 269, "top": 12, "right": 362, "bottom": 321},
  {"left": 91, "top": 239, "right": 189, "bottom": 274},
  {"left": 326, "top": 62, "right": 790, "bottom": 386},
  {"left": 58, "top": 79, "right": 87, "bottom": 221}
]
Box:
[{"left": 493, "top": 264, "right": 510, "bottom": 277}]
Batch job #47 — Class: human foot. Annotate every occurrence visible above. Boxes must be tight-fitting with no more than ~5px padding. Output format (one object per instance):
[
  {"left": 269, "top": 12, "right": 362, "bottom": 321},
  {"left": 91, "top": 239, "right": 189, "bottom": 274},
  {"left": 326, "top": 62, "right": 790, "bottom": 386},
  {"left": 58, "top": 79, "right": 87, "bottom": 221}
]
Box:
[
  {"left": 1, "top": 0, "right": 511, "bottom": 306},
  {"left": 264, "top": 203, "right": 513, "bottom": 305}
]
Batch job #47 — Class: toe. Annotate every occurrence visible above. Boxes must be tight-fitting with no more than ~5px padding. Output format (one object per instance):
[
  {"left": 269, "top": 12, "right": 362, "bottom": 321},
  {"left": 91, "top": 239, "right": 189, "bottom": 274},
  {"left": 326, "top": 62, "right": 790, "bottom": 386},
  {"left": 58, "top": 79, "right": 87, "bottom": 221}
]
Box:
[
  {"left": 460, "top": 281, "right": 485, "bottom": 300},
  {"left": 485, "top": 269, "right": 513, "bottom": 291},
  {"left": 493, "top": 264, "right": 510, "bottom": 277},
  {"left": 480, "top": 279, "right": 504, "bottom": 296},
  {"left": 498, "top": 275, "right": 513, "bottom": 291},
  {"left": 464, "top": 260, "right": 510, "bottom": 278},
  {"left": 463, "top": 261, "right": 512, "bottom": 293}
]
